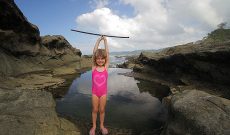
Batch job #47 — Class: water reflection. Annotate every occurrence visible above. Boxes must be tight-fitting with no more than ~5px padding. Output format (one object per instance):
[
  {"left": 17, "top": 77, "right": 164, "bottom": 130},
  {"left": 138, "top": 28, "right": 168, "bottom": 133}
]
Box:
[
  {"left": 56, "top": 68, "right": 167, "bottom": 133},
  {"left": 137, "top": 79, "right": 171, "bottom": 101}
]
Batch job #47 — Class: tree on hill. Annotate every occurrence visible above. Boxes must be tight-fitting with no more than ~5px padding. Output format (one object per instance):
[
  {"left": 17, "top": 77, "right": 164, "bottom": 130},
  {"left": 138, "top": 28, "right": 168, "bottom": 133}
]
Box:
[
  {"left": 217, "top": 22, "right": 227, "bottom": 29},
  {"left": 202, "top": 25, "right": 230, "bottom": 44}
]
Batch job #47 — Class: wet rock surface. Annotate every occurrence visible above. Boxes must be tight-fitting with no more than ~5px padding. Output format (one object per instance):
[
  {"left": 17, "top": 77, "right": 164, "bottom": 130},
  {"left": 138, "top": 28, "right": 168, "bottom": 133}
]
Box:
[
  {"left": 0, "top": 0, "right": 91, "bottom": 134},
  {"left": 162, "top": 90, "right": 230, "bottom": 135},
  {"left": 0, "top": 88, "right": 81, "bottom": 135}
]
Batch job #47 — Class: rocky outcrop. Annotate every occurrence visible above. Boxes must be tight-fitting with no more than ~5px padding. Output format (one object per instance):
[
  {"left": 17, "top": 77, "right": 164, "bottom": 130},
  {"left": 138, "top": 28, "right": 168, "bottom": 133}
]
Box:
[
  {"left": 135, "top": 30, "right": 230, "bottom": 88},
  {"left": 0, "top": 48, "right": 44, "bottom": 77},
  {"left": 119, "top": 29, "right": 230, "bottom": 135},
  {"left": 0, "top": 0, "right": 41, "bottom": 56},
  {"left": 134, "top": 41, "right": 230, "bottom": 99},
  {"left": 41, "top": 35, "right": 82, "bottom": 56},
  {"left": 0, "top": 72, "right": 65, "bottom": 91},
  {"left": 0, "top": 0, "right": 91, "bottom": 134},
  {"left": 0, "top": 88, "right": 80, "bottom": 135},
  {"left": 162, "top": 90, "right": 230, "bottom": 135},
  {"left": 0, "top": 0, "right": 89, "bottom": 78},
  {"left": 117, "top": 56, "right": 138, "bottom": 69}
]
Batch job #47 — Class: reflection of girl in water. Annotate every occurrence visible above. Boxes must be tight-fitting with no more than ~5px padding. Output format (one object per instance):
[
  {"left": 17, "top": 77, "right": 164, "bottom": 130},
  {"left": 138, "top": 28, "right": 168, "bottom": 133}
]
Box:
[{"left": 89, "top": 36, "right": 109, "bottom": 135}]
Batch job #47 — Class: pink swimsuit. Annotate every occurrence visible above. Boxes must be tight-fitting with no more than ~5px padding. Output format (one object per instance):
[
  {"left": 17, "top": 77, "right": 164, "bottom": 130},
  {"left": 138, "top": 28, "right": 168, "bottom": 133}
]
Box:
[{"left": 92, "top": 67, "right": 108, "bottom": 98}]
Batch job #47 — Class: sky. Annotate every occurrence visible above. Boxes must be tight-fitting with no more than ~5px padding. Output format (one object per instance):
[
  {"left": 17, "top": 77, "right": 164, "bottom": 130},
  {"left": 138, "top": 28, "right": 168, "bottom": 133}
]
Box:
[{"left": 15, "top": 0, "right": 230, "bottom": 54}]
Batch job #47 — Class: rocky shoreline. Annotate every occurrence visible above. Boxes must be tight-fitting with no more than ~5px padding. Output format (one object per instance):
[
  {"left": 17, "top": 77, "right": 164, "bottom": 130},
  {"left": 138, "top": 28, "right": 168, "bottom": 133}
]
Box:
[
  {"left": 0, "top": 0, "right": 92, "bottom": 134},
  {"left": 1, "top": 0, "right": 230, "bottom": 135},
  {"left": 117, "top": 29, "right": 230, "bottom": 135}
]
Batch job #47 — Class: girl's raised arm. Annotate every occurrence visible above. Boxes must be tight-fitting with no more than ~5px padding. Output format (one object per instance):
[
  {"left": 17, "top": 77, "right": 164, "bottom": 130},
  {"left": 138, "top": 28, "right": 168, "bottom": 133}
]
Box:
[
  {"left": 93, "top": 36, "right": 103, "bottom": 54},
  {"left": 92, "top": 36, "right": 103, "bottom": 69},
  {"left": 103, "top": 36, "right": 109, "bottom": 69}
]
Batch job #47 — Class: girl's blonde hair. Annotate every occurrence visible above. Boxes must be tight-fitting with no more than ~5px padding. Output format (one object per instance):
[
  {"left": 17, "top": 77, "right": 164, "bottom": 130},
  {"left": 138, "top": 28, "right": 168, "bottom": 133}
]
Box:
[{"left": 93, "top": 49, "right": 107, "bottom": 66}]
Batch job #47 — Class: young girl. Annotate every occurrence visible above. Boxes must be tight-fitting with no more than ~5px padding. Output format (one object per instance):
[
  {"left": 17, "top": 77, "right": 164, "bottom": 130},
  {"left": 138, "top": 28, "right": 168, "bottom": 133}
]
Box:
[{"left": 89, "top": 36, "right": 109, "bottom": 135}]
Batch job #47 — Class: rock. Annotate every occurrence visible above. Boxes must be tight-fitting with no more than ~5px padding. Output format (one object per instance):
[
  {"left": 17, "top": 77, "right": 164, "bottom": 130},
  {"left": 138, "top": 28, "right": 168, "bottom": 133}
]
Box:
[
  {"left": 137, "top": 79, "right": 171, "bottom": 101},
  {"left": 38, "top": 35, "right": 83, "bottom": 73},
  {"left": 0, "top": 49, "right": 45, "bottom": 77},
  {"left": 131, "top": 40, "right": 230, "bottom": 99},
  {"left": 162, "top": 90, "right": 230, "bottom": 135},
  {"left": 0, "top": 73, "right": 65, "bottom": 91},
  {"left": 41, "top": 35, "right": 82, "bottom": 56},
  {"left": 116, "top": 55, "right": 138, "bottom": 69},
  {"left": 0, "top": 0, "right": 86, "bottom": 78},
  {"left": 0, "top": 1, "right": 91, "bottom": 134},
  {"left": 41, "top": 35, "right": 72, "bottom": 49},
  {"left": 0, "top": 0, "right": 41, "bottom": 56},
  {"left": 117, "top": 62, "right": 136, "bottom": 69},
  {"left": 59, "top": 118, "right": 81, "bottom": 135},
  {"left": 82, "top": 55, "right": 92, "bottom": 58},
  {"left": 0, "top": 88, "right": 80, "bottom": 135},
  {"left": 133, "top": 64, "right": 144, "bottom": 72},
  {"left": 116, "top": 62, "right": 129, "bottom": 68},
  {"left": 137, "top": 40, "right": 230, "bottom": 87},
  {"left": 79, "top": 57, "right": 93, "bottom": 69}
]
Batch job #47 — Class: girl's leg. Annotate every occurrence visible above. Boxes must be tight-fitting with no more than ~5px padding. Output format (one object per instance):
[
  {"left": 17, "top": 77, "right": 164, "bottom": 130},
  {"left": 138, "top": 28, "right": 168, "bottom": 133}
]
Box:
[
  {"left": 90, "top": 95, "right": 99, "bottom": 134},
  {"left": 99, "top": 95, "right": 108, "bottom": 134}
]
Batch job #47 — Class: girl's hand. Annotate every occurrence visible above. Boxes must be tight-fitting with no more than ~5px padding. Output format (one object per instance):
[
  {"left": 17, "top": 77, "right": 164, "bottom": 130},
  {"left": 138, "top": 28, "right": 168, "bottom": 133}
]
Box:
[
  {"left": 101, "top": 35, "right": 107, "bottom": 41},
  {"left": 97, "top": 36, "right": 103, "bottom": 41}
]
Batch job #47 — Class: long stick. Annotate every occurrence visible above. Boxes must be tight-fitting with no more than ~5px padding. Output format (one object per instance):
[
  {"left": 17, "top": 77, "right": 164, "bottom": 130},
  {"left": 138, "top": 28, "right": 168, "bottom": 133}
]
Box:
[{"left": 71, "top": 29, "right": 129, "bottom": 38}]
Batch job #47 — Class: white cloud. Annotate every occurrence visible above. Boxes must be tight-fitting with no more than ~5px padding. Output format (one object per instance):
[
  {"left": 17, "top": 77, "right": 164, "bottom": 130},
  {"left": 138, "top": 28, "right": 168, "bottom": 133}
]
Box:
[
  {"left": 76, "top": 0, "right": 230, "bottom": 53},
  {"left": 76, "top": 8, "right": 138, "bottom": 51},
  {"left": 167, "top": 0, "right": 224, "bottom": 30}
]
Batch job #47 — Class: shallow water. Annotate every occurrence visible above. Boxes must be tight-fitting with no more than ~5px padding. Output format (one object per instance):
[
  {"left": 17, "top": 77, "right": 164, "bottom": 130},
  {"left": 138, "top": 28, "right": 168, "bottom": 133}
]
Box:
[{"left": 56, "top": 68, "right": 168, "bottom": 134}]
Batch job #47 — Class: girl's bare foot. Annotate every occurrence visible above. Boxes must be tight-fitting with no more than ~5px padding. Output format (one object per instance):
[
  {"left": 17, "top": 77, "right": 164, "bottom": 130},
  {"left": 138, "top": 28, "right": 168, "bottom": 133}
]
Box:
[
  {"left": 89, "top": 127, "right": 96, "bottom": 135},
  {"left": 100, "top": 126, "right": 108, "bottom": 135}
]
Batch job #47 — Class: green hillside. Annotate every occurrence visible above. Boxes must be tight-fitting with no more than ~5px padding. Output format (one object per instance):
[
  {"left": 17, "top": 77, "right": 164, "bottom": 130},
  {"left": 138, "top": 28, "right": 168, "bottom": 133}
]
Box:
[{"left": 202, "top": 28, "right": 230, "bottom": 44}]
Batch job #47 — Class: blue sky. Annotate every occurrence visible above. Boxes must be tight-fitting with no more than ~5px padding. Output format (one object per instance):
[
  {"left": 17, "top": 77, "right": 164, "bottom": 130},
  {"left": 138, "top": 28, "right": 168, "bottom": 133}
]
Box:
[
  {"left": 15, "top": 0, "right": 230, "bottom": 54},
  {"left": 15, "top": 0, "right": 134, "bottom": 54}
]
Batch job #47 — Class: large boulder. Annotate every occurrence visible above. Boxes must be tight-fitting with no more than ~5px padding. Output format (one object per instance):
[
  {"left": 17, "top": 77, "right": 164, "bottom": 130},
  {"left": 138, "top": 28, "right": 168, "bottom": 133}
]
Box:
[
  {"left": 162, "top": 90, "right": 230, "bottom": 135},
  {"left": 0, "top": 0, "right": 41, "bottom": 56},
  {"left": 40, "top": 35, "right": 82, "bottom": 56},
  {"left": 0, "top": 88, "right": 80, "bottom": 135}
]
